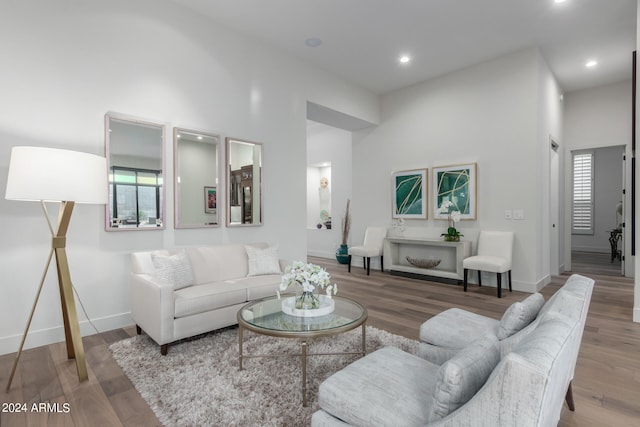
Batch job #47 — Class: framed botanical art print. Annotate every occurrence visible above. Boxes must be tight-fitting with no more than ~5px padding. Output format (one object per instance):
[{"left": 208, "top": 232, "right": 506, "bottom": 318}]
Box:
[
  {"left": 433, "top": 163, "right": 477, "bottom": 220},
  {"left": 204, "top": 186, "right": 217, "bottom": 214},
  {"left": 392, "top": 169, "right": 427, "bottom": 219}
]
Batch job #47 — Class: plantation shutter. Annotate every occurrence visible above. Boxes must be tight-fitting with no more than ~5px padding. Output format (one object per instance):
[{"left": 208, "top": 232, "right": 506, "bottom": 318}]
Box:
[{"left": 572, "top": 151, "right": 594, "bottom": 234}]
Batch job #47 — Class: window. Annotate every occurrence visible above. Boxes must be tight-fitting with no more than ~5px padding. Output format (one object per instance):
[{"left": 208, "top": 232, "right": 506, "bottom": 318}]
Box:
[
  {"left": 109, "top": 167, "right": 162, "bottom": 226},
  {"left": 572, "top": 151, "right": 594, "bottom": 234}
]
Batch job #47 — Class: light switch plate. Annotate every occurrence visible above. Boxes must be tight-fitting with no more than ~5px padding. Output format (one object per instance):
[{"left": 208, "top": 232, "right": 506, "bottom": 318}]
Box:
[
  {"left": 514, "top": 209, "right": 524, "bottom": 220},
  {"left": 504, "top": 210, "right": 512, "bottom": 219}
]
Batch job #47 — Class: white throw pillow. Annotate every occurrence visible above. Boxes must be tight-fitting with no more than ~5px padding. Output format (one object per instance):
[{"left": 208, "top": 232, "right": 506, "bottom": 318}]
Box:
[
  {"left": 151, "top": 251, "right": 194, "bottom": 290},
  {"left": 427, "top": 335, "right": 500, "bottom": 422},
  {"left": 246, "top": 245, "right": 281, "bottom": 276},
  {"left": 497, "top": 293, "right": 545, "bottom": 340}
]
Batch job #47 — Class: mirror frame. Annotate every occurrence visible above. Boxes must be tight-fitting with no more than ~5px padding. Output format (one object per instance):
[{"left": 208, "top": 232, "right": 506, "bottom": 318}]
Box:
[
  {"left": 173, "top": 127, "right": 221, "bottom": 229},
  {"left": 225, "top": 137, "right": 263, "bottom": 227},
  {"left": 104, "top": 112, "right": 166, "bottom": 231}
]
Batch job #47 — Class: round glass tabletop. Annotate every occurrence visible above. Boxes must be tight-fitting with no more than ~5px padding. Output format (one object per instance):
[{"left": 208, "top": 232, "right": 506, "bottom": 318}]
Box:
[{"left": 238, "top": 295, "right": 367, "bottom": 338}]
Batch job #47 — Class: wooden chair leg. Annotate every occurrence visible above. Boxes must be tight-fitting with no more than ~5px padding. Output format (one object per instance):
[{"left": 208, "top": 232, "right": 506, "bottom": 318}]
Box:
[
  {"left": 464, "top": 268, "right": 469, "bottom": 292},
  {"left": 366, "top": 257, "right": 371, "bottom": 275},
  {"left": 565, "top": 381, "right": 575, "bottom": 411},
  {"left": 161, "top": 344, "right": 168, "bottom": 356},
  {"left": 348, "top": 255, "right": 352, "bottom": 272},
  {"left": 136, "top": 324, "right": 142, "bottom": 335},
  {"left": 497, "top": 273, "right": 502, "bottom": 298},
  {"left": 478, "top": 271, "right": 482, "bottom": 286},
  {"left": 508, "top": 270, "right": 512, "bottom": 292}
]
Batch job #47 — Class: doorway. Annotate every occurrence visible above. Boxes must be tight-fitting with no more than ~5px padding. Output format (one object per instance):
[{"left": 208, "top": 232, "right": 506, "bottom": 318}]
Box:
[{"left": 569, "top": 145, "right": 625, "bottom": 276}]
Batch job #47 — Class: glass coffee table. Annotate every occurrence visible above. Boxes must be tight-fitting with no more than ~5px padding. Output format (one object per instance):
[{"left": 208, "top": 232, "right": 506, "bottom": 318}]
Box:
[{"left": 237, "top": 295, "right": 367, "bottom": 406}]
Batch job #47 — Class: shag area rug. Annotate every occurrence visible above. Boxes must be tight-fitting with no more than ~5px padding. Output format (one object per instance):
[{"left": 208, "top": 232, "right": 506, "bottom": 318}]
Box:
[{"left": 110, "top": 325, "right": 418, "bottom": 426}]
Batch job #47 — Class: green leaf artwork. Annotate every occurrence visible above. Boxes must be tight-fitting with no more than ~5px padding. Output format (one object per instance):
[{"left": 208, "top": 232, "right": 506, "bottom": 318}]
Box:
[
  {"left": 436, "top": 169, "right": 470, "bottom": 215},
  {"left": 392, "top": 169, "right": 427, "bottom": 219}
]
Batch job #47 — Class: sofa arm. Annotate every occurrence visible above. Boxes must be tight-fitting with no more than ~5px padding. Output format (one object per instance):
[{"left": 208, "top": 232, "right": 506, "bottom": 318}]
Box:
[{"left": 130, "top": 273, "right": 175, "bottom": 346}]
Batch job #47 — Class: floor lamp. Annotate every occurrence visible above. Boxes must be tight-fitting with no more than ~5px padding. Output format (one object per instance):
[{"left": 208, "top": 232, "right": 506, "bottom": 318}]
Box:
[{"left": 4, "top": 146, "right": 107, "bottom": 391}]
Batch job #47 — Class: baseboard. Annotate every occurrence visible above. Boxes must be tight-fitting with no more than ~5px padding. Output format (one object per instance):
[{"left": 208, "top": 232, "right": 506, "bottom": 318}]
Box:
[
  {"left": 0, "top": 312, "right": 133, "bottom": 356},
  {"left": 307, "top": 250, "right": 335, "bottom": 259}
]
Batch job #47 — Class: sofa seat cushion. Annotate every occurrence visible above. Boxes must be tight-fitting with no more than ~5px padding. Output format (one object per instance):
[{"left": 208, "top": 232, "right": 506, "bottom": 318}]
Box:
[
  {"left": 420, "top": 308, "right": 499, "bottom": 349},
  {"left": 318, "top": 346, "right": 439, "bottom": 427},
  {"left": 174, "top": 282, "right": 248, "bottom": 319}
]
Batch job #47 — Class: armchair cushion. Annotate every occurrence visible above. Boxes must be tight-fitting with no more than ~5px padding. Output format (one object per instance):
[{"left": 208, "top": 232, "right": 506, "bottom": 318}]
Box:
[
  {"left": 318, "top": 346, "right": 438, "bottom": 426},
  {"left": 348, "top": 246, "right": 383, "bottom": 257},
  {"left": 151, "top": 251, "right": 194, "bottom": 290},
  {"left": 427, "top": 334, "right": 500, "bottom": 421},
  {"left": 463, "top": 255, "right": 511, "bottom": 273},
  {"left": 498, "top": 292, "right": 545, "bottom": 339},
  {"left": 420, "top": 308, "right": 499, "bottom": 348},
  {"left": 245, "top": 245, "right": 282, "bottom": 277}
]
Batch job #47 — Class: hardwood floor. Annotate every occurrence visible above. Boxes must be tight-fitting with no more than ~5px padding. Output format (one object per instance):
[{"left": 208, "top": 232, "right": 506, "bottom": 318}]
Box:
[{"left": 1, "top": 255, "right": 638, "bottom": 426}]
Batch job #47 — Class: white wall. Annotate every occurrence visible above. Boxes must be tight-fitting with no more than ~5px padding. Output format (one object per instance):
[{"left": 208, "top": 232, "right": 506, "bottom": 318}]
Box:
[
  {"left": 564, "top": 80, "right": 633, "bottom": 277},
  {"left": 352, "top": 48, "right": 563, "bottom": 290},
  {"left": 306, "top": 122, "right": 353, "bottom": 258},
  {"left": 571, "top": 146, "right": 625, "bottom": 253},
  {"left": 0, "top": 0, "right": 378, "bottom": 354}
]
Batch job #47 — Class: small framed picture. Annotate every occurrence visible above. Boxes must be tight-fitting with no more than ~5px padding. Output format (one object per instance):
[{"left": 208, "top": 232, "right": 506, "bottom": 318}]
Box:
[
  {"left": 204, "top": 186, "right": 217, "bottom": 214},
  {"left": 392, "top": 169, "right": 428, "bottom": 219},
  {"left": 433, "top": 163, "right": 477, "bottom": 220}
]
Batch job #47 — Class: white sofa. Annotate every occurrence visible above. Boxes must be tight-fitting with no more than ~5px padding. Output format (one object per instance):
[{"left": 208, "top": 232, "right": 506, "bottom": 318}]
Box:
[
  {"left": 312, "top": 274, "right": 594, "bottom": 427},
  {"left": 131, "top": 242, "right": 285, "bottom": 354}
]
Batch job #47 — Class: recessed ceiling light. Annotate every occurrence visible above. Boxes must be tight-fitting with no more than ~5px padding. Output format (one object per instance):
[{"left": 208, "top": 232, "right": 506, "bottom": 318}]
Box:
[
  {"left": 554, "top": 0, "right": 567, "bottom": 3},
  {"left": 399, "top": 55, "right": 411, "bottom": 64},
  {"left": 585, "top": 60, "right": 598, "bottom": 68},
  {"left": 305, "top": 37, "right": 322, "bottom": 48}
]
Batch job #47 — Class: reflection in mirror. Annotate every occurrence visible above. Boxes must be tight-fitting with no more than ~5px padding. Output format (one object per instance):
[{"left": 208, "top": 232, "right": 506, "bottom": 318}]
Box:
[
  {"left": 226, "top": 138, "right": 262, "bottom": 226},
  {"left": 174, "top": 128, "right": 220, "bottom": 228},
  {"left": 307, "top": 162, "right": 332, "bottom": 229},
  {"left": 105, "top": 113, "right": 165, "bottom": 230}
]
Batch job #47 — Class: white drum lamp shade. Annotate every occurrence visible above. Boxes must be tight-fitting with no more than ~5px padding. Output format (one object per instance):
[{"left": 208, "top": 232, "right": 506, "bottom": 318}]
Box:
[{"left": 5, "top": 146, "right": 107, "bottom": 204}]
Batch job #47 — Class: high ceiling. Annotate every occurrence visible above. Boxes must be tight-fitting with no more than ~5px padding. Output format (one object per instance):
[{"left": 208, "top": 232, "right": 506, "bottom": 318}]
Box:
[{"left": 170, "top": 0, "right": 636, "bottom": 95}]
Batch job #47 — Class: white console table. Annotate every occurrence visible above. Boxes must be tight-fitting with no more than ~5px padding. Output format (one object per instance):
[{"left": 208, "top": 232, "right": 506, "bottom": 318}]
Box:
[{"left": 384, "top": 237, "right": 471, "bottom": 283}]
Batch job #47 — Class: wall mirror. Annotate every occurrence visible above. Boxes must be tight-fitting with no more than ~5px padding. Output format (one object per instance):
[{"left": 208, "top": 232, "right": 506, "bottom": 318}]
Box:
[
  {"left": 226, "top": 137, "right": 263, "bottom": 226},
  {"left": 174, "top": 128, "right": 220, "bottom": 228},
  {"left": 105, "top": 113, "right": 165, "bottom": 230}
]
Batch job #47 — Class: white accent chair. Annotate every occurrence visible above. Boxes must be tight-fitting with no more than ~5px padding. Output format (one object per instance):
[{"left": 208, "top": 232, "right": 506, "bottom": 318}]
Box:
[
  {"left": 463, "top": 230, "right": 514, "bottom": 298},
  {"left": 348, "top": 227, "right": 387, "bottom": 275}
]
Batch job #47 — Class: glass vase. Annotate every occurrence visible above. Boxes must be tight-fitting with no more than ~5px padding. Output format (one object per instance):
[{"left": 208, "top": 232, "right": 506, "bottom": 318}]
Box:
[{"left": 295, "top": 290, "right": 320, "bottom": 310}]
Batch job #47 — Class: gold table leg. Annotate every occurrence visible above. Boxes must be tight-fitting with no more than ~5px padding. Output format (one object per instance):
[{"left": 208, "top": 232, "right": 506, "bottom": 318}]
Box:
[
  {"left": 301, "top": 341, "right": 308, "bottom": 407},
  {"left": 238, "top": 325, "right": 244, "bottom": 370}
]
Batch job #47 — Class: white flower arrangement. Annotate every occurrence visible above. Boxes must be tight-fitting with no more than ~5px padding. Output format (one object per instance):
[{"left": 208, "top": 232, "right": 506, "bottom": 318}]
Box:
[
  {"left": 439, "top": 200, "right": 463, "bottom": 240},
  {"left": 280, "top": 261, "right": 338, "bottom": 297}
]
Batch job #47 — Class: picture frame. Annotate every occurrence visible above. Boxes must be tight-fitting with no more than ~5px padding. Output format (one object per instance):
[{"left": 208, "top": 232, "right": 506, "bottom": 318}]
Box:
[
  {"left": 392, "top": 169, "right": 428, "bottom": 219},
  {"left": 433, "top": 163, "right": 477, "bottom": 220},
  {"left": 204, "top": 186, "right": 217, "bottom": 214}
]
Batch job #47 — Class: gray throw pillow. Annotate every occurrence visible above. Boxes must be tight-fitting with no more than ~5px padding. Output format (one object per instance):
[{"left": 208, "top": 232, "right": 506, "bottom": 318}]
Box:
[
  {"left": 427, "top": 334, "right": 500, "bottom": 422},
  {"left": 151, "top": 250, "right": 194, "bottom": 290},
  {"left": 246, "top": 245, "right": 282, "bottom": 276},
  {"left": 497, "top": 293, "right": 545, "bottom": 340}
]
